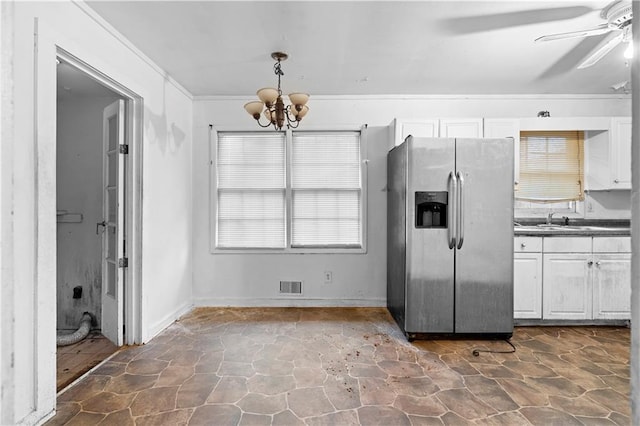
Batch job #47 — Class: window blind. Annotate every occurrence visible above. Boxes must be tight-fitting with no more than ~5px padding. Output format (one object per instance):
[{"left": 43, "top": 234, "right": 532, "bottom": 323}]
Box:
[
  {"left": 216, "top": 133, "right": 286, "bottom": 248},
  {"left": 291, "top": 132, "right": 362, "bottom": 247},
  {"left": 517, "top": 131, "right": 584, "bottom": 202}
]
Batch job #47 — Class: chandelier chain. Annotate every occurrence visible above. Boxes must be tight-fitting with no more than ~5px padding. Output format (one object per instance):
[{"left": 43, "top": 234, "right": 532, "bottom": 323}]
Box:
[{"left": 274, "top": 61, "right": 284, "bottom": 95}]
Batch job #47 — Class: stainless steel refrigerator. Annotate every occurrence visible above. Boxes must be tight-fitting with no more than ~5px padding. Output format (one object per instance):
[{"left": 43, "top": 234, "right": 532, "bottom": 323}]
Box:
[{"left": 387, "top": 136, "right": 514, "bottom": 339}]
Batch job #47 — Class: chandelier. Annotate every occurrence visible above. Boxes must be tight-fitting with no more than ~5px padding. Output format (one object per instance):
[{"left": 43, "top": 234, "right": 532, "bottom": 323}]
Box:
[{"left": 244, "top": 52, "right": 309, "bottom": 131}]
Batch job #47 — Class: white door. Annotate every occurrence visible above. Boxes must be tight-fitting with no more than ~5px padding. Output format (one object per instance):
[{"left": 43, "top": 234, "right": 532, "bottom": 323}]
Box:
[
  {"left": 392, "top": 119, "right": 439, "bottom": 146},
  {"left": 439, "top": 118, "right": 483, "bottom": 138},
  {"left": 514, "top": 253, "right": 543, "bottom": 319},
  {"left": 609, "top": 117, "right": 632, "bottom": 189},
  {"left": 592, "top": 254, "right": 631, "bottom": 319},
  {"left": 542, "top": 254, "right": 592, "bottom": 320},
  {"left": 101, "top": 100, "right": 126, "bottom": 346}
]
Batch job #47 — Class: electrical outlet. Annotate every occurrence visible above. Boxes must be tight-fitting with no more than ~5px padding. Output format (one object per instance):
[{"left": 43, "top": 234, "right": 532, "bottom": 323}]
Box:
[{"left": 324, "top": 271, "right": 333, "bottom": 283}]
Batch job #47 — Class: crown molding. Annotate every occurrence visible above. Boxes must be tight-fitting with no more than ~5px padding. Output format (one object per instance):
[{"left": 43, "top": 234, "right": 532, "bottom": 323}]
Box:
[{"left": 194, "top": 93, "right": 631, "bottom": 102}]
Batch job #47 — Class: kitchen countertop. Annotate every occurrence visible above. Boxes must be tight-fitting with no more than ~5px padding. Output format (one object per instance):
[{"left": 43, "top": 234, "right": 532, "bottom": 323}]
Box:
[{"left": 514, "top": 220, "right": 631, "bottom": 237}]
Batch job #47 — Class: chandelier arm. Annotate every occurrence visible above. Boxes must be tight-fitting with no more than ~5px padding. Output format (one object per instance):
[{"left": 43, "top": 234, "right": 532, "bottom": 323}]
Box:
[
  {"left": 254, "top": 116, "right": 274, "bottom": 128},
  {"left": 287, "top": 119, "right": 300, "bottom": 129},
  {"left": 284, "top": 107, "right": 300, "bottom": 126}
]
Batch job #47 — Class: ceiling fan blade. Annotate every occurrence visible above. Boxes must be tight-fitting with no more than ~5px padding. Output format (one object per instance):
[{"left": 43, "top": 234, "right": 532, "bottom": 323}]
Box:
[
  {"left": 578, "top": 32, "right": 624, "bottom": 69},
  {"left": 442, "top": 6, "right": 595, "bottom": 34},
  {"left": 535, "top": 24, "right": 612, "bottom": 43}
]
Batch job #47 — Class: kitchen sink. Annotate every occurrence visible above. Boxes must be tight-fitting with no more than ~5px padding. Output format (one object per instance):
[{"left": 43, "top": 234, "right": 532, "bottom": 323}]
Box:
[{"left": 535, "top": 224, "right": 584, "bottom": 230}]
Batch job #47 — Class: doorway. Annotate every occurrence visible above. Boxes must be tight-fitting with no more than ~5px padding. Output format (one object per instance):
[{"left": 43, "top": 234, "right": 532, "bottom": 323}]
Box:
[{"left": 55, "top": 56, "right": 135, "bottom": 391}]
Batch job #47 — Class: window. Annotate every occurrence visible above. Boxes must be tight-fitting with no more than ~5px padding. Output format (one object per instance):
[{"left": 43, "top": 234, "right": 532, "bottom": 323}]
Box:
[
  {"left": 516, "top": 131, "right": 584, "bottom": 213},
  {"left": 216, "top": 133, "right": 286, "bottom": 248},
  {"left": 214, "top": 130, "right": 365, "bottom": 251}
]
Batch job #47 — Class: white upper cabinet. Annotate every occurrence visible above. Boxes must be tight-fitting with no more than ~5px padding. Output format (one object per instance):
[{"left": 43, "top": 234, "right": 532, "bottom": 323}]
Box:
[
  {"left": 439, "top": 118, "right": 483, "bottom": 138},
  {"left": 390, "top": 118, "right": 439, "bottom": 147},
  {"left": 484, "top": 118, "right": 521, "bottom": 186},
  {"left": 585, "top": 117, "right": 632, "bottom": 190},
  {"left": 609, "top": 117, "right": 632, "bottom": 189}
]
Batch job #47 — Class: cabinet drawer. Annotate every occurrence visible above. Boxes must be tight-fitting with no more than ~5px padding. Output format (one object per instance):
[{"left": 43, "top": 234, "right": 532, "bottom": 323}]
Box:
[
  {"left": 514, "top": 237, "right": 542, "bottom": 252},
  {"left": 593, "top": 237, "right": 631, "bottom": 253},
  {"left": 543, "top": 237, "right": 591, "bottom": 253}
]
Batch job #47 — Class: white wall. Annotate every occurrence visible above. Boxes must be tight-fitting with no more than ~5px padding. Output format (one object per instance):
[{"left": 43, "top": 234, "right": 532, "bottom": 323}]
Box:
[
  {"left": 1, "top": 2, "right": 16, "bottom": 424},
  {"left": 630, "top": 3, "right": 639, "bottom": 423},
  {"left": 56, "top": 96, "right": 118, "bottom": 330},
  {"left": 192, "top": 95, "right": 631, "bottom": 307},
  {"left": 3, "top": 1, "right": 193, "bottom": 424},
  {"left": 585, "top": 190, "right": 631, "bottom": 220}
]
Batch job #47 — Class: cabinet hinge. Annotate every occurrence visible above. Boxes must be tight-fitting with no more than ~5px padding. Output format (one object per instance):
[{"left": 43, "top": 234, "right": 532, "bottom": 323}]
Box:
[
  {"left": 118, "top": 257, "right": 129, "bottom": 268},
  {"left": 119, "top": 144, "right": 129, "bottom": 154}
]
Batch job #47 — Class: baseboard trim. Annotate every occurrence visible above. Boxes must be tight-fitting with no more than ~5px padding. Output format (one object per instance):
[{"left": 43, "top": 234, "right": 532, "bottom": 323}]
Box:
[
  {"left": 193, "top": 297, "right": 386, "bottom": 308},
  {"left": 144, "top": 302, "right": 194, "bottom": 343}
]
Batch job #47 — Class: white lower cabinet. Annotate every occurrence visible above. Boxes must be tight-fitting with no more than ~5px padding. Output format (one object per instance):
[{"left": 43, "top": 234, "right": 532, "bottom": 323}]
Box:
[
  {"left": 520, "top": 235, "right": 631, "bottom": 322},
  {"left": 592, "top": 254, "right": 631, "bottom": 319},
  {"left": 543, "top": 253, "right": 591, "bottom": 320},
  {"left": 513, "top": 237, "right": 542, "bottom": 319}
]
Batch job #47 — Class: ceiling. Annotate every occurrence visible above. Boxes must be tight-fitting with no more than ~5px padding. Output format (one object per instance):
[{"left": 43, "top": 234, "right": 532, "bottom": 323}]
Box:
[
  {"left": 57, "top": 60, "right": 120, "bottom": 100},
  {"left": 83, "top": 0, "right": 632, "bottom": 97}
]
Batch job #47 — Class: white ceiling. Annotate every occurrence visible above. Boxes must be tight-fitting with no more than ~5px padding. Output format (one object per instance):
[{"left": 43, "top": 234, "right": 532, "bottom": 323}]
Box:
[
  {"left": 57, "top": 60, "right": 119, "bottom": 100},
  {"left": 84, "top": 0, "right": 632, "bottom": 96}
]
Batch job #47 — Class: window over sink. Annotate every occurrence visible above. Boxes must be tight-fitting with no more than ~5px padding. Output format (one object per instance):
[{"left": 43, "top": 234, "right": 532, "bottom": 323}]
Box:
[{"left": 516, "top": 131, "right": 584, "bottom": 216}]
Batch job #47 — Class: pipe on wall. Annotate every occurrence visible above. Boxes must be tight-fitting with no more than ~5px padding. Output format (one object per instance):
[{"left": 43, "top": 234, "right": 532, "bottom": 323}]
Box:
[{"left": 56, "top": 312, "right": 95, "bottom": 347}]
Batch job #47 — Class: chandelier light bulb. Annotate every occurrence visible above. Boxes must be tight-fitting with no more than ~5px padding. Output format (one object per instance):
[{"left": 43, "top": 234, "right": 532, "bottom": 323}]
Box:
[{"left": 244, "top": 101, "right": 264, "bottom": 119}]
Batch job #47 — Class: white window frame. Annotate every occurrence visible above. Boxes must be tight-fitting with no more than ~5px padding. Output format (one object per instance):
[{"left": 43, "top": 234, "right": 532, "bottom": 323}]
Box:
[{"left": 209, "top": 126, "right": 368, "bottom": 254}]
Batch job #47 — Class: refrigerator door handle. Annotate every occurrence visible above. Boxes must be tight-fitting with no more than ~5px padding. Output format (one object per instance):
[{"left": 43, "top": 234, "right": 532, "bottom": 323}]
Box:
[
  {"left": 448, "top": 171, "right": 457, "bottom": 249},
  {"left": 456, "top": 171, "right": 465, "bottom": 249}
]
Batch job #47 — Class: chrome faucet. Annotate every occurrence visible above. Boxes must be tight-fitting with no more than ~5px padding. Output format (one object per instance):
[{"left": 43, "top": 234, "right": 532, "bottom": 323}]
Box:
[{"left": 546, "top": 211, "right": 555, "bottom": 225}]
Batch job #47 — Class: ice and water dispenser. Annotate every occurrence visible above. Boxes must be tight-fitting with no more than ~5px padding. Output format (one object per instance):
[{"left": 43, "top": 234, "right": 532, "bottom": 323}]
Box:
[{"left": 415, "top": 191, "right": 448, "bottom": 228}]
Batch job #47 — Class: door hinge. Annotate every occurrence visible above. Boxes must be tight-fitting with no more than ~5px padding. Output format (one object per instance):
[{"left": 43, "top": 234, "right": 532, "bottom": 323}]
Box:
[
  {"left": 118, "top": 257, "right": 129, "bottom": 268},
  {"left": 119, "top": 144, "right": 129, "bottom": 154}
]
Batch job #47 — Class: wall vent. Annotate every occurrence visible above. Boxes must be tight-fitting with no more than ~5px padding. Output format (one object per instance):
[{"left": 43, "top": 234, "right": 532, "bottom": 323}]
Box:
[{"left": 279, "top": 280, "right": 302, "bottom": 295}]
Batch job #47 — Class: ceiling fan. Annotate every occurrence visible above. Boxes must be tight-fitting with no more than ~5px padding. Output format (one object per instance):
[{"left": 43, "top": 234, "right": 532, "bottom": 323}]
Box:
[{"left": 535, "top": 1, "right": 632, "bottom": 69}]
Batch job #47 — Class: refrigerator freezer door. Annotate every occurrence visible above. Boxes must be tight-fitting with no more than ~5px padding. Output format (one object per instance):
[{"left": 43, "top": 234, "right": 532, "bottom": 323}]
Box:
[
  {"left": 406, "top": 137, "right": 455, "bottom": 333},
  {"left": 387, "top": 143, "right": 408, "bottom": 329},
  {"left": 454, "top": 138, "right": 514, "bottom": 334}
]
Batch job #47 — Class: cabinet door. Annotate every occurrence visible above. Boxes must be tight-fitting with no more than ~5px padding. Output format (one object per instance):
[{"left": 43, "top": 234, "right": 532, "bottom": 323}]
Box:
[
  {"left": 484, "top": 118, "right": 521, "bottom": 186},
  {"left": 593, "top": 254, "right": 631, "bottom": 319},
  {"left": 514, "top": 253, "right": 542, "bottom": 319},
  {"left": 391, "top": 119, "right": 439, "bottom": 146},
  {"left": 543, "top": 254, "right": 591, "bottom": 320},
  {"left": 609, "top": 117, "right": 632, "bottom": 189},
  {"left": 439, "top": 119, "right": 483, "bottom": 138}
]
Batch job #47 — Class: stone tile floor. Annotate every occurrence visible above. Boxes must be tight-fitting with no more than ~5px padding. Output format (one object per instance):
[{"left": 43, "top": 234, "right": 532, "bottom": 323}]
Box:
[{"left": 46, "top": 308, "right": 630, "bottom": 425}]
